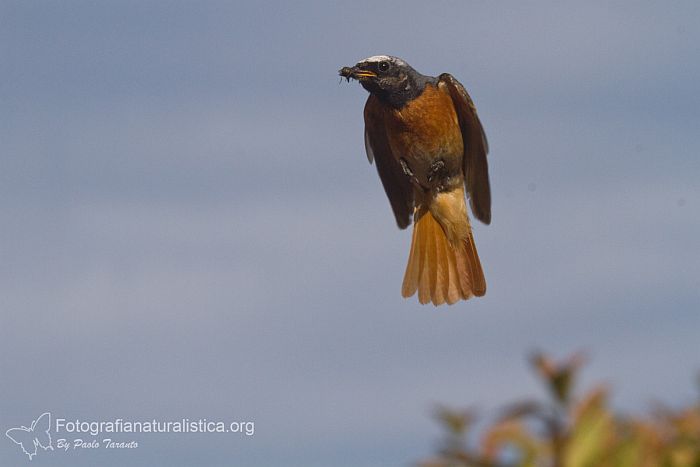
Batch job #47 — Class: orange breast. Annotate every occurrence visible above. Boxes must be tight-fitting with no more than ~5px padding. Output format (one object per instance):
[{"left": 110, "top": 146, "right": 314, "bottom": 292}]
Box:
[{"left": 383, "top": 84, "right": 464, "bottom": 179}]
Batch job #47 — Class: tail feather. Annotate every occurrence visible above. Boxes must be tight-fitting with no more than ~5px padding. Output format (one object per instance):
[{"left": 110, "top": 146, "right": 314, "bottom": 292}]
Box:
[
  {"left": 417, "top": 214, "right": 434, "bottom": 304},
  {"left": 465, "top": 233, "right": 487, "bottom": 296},
  {"left": 402, "top": 222, "right": 421, "bottom": 297},
  {"left": 433, "top": 220, "right": 450, "bottom": 306},
  {"left": 443, "top": 240, "right": 462, "bottom": 304},
  {"left": 402, "top": 209, "right": 486, "bottom": 305}
]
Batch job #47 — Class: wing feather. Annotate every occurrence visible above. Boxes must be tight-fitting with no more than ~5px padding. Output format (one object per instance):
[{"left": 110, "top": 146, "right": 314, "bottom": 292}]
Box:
[
  {"left": 438, "top": 73, "right": 491, "bottom": 224},
  {"left": 363, "top": 96, "right": 414, "bottom": 229}
]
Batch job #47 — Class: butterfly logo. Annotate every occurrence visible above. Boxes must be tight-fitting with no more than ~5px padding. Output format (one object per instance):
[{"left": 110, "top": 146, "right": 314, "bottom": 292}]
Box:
[{"left": 5, "top": 412, "right": 54, "bottom": 460}]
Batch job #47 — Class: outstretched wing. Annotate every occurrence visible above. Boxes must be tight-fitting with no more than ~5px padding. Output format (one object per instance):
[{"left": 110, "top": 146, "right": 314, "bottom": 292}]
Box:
[
  {"left": 438, "top": 73, "right": 491, "bottom": 224},
  {"left": 363, "top": 95, "right": 414, "bottom": 229},
  {"left": 6, "top": 427, "right": 38, "bottom": 460},
  {"left": 32, "top": 412, "right": 53, "bottom": 451}
]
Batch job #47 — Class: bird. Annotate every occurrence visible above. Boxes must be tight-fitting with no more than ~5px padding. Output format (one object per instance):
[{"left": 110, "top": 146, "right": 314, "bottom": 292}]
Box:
[{"left": 339, "top": 55, "right": 491, "bottom": 306}]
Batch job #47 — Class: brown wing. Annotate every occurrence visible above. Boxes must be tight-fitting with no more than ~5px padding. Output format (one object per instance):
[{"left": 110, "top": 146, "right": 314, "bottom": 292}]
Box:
[
  {"left": 363, "top": 95, "right": 414, "bottom": 229},
  {"left": 438, "top": 73, "right": 491, "bottom": 224}
]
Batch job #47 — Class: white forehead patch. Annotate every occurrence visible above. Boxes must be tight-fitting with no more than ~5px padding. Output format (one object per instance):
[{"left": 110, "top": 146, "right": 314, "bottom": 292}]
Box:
[
  {"left": 359, "top": 55, "right": 407, "bottom": 66},
  {"left": 363, "top": 55, "right": 392, "bottom": 62}
]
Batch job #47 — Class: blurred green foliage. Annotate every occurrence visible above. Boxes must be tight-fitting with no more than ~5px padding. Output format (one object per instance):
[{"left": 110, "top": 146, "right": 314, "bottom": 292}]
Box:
[{"left": 420, "top": 353, "right": 700, "bottom": 467}]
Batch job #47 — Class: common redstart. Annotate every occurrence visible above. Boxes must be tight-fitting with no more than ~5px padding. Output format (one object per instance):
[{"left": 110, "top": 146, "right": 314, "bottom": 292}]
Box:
[{"left": 340, "top": 55, "right": 491, "bottom": 305}]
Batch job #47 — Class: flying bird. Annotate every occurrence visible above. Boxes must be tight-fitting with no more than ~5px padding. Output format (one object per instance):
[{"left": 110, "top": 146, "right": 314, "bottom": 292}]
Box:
[{"left": 340, "top": 55, "right": 491, "bottom": 305}]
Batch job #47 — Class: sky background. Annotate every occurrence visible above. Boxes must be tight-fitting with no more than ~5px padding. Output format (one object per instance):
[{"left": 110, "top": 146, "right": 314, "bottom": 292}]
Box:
[{"left": 1, "top": 1, "right": 699, "bottom": 466}]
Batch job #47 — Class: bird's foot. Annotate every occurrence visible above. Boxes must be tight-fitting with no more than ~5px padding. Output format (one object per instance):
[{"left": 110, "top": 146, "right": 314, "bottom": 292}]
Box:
[
  {"left": 399, "top": 158, "right": 414, "bottom": 177},
  {"left": 427, "top": 159, "right": 451, "bottom": 192},
  {"left": 427, "top": 159, "right": 446, "bottom": 183},
  {"left": 399, "top": 158, "right": 429, "bottom": 192}
]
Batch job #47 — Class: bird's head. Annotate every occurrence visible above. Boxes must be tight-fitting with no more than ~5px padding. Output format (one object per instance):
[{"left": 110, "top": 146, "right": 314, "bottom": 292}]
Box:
[{"left": 339, "top": 55, "right": 433, "bottom": 108}]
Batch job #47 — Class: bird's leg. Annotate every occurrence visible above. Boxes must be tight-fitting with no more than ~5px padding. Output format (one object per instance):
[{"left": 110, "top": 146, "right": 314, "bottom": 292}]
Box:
[
  {"left": 398, "top": 157, "right": 414, "bottom": 177},
  {"left": 399, "top": 158, "right": 429, "bottom": 192},
  {"left": 427, "top": 159, "right": 446, "bottom": 182},
  {"left": 427, "top": 159, "right": 449, "bottom": 191}
]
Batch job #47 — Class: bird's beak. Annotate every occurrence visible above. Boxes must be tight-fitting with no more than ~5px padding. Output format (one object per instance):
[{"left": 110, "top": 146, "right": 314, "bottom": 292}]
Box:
[{"left": 339, "top": 65, "right": 377, "bottom": 81}]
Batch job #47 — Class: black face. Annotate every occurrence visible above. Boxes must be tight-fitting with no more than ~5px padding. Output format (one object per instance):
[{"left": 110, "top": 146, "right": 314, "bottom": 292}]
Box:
[{"left": 339, "top": 55, "right": 435, "bottom": 108}]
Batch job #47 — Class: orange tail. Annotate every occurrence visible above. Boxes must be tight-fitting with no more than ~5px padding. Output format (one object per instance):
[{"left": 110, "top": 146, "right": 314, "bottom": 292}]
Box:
[{"left": 401, "top": 208, "right": 486, "bottom": 305}]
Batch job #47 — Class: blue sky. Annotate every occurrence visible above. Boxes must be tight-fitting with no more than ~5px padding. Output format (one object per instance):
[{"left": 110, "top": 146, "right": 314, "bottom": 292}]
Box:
[{"left": 1, "top": 1, "right": 699, "bottom": 466}]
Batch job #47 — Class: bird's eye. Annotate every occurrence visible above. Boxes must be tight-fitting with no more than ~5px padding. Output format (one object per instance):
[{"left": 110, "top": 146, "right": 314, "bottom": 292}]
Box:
[{"left": 378, "top": 61, "right": 390, "bottom": 72}]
